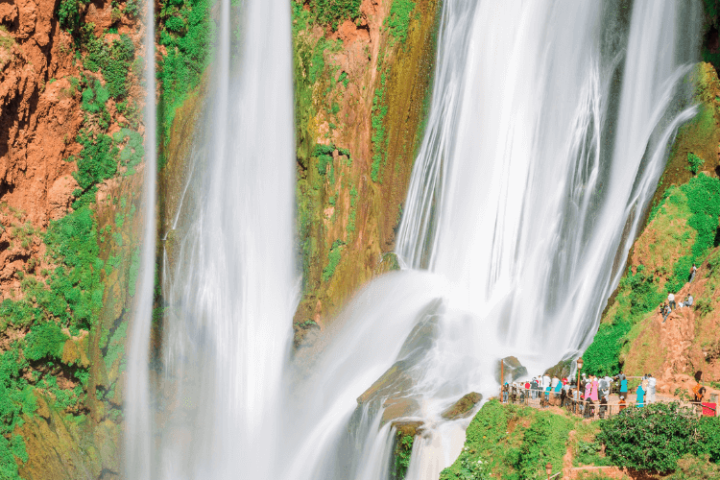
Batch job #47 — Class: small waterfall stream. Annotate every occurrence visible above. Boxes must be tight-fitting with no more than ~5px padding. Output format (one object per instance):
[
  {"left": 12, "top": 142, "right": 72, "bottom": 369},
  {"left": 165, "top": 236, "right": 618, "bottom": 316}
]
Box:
[
  {"left": 126, "top": 1, "right": 702, "bottom": 479},
  {"left": 125, "top": 0, "right": 157, "bottom": 477}
]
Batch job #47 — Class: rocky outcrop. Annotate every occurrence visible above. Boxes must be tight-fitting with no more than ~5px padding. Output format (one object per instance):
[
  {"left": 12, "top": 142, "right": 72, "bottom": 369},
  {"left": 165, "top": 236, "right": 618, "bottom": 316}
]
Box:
[
  {"left": 293, "top": 0, "right": 441, "bottom": 345},
  {"left": 495, "top": 356, "right": 528, "bottom": 383}
]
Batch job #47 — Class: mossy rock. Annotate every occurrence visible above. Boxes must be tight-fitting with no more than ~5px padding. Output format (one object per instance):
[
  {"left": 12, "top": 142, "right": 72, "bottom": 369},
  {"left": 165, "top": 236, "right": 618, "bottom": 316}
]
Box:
[
  {"left": 495, "top": 356, "right": 528, "bottom": 383},
  {"left": 441, "top": 392, "right": 483, "bottom": 420}
]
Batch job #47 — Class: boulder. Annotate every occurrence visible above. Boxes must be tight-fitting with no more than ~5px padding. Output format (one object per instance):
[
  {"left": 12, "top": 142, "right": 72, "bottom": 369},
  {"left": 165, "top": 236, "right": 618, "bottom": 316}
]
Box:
[
  {"left": 544, "top": 359, "right": 573, "bottom": 379},
  {"left": 441, "top": 392, "right": 483, "bottom": 420},
  {"left": 495, "top": 356, "right": 528, "bottom": 383}
]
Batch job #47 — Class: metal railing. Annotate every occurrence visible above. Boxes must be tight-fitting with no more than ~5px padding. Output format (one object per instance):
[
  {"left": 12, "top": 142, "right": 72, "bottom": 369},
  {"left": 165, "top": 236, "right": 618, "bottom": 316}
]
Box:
[{"left": 501, "top": 390, "right": 716, "bottom": 419}]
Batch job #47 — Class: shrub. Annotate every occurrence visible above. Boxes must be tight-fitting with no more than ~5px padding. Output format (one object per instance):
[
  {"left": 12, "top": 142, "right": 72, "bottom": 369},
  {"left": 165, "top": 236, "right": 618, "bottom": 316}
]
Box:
[
  {"left": 81, "top": 76, "right": 109, "bottom": 113},
  {"left": 73, "top": 131, "right": 118, "bottom": 190},
  {"left": 598, "top": 402, "right": 703, "bottom": 473},
  {"left": 58, "top": 0, "right": 88, "bottom": 33},
  {"left": 307, "top": 0, "right": 362, "bottom": 30},
  {"left": 694, "top": 416, "right": 720, "bottom": 462},
  {"left": 23, "top": 322, "right": 68, "bottom": 361},
  {"left": 687, "top": 153, "right": 704, "bottom": 175}
]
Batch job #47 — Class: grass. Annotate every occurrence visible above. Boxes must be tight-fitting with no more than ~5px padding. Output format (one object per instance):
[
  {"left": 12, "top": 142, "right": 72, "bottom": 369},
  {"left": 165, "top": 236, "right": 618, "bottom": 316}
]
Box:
[{"left": 440, "top": 400, "right": 574, "bottom": 480}]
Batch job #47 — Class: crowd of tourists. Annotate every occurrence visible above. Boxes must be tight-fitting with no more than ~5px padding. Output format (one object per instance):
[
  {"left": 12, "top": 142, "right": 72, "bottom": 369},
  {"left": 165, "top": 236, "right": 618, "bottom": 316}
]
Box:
[{"left": 501, "top": 372, "right": 659, "bottom": 418}]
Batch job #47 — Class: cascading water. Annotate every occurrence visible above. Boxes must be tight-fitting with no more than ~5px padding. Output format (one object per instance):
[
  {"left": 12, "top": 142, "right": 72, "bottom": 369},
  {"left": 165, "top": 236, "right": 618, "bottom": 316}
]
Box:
[
  {"left": 125, "top": 0, "right": 157, "bottom": 477},
  {"left": 281, "top": 1, "right": 702, "bottom": 479},
  {"left": 127, "top": 1, "right": 702, "bottom": 479},
  {"left": 151, "top": 0, "right": 295, "bottom": 478}
]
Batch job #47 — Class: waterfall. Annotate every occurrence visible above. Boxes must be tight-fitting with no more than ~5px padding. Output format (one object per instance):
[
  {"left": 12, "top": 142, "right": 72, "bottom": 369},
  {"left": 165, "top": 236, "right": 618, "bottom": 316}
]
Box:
[
  {"left": 124, "top": 0, "right": 157, "bottom": 476},
  {"left": 126, "top": 1, "right": 701, "bottom": 479},
  {"left": 281, "top": 1, "right": 701, "bottom": 480},
  {"left": 152, "top": 0, "right": 295, "bottom": 478}
]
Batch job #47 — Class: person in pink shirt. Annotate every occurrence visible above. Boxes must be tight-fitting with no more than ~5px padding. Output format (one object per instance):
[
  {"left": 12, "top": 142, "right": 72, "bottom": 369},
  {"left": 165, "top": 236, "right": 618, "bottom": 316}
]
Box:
[{"left": 590, "top": 376, "right": 599, "bottom": 401}]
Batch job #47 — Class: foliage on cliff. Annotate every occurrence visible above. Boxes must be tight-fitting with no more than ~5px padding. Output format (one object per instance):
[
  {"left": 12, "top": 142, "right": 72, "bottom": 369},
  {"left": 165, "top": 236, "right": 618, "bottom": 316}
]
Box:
[{"left": 292, "top": 0, "right": 440, "bottom": 343}]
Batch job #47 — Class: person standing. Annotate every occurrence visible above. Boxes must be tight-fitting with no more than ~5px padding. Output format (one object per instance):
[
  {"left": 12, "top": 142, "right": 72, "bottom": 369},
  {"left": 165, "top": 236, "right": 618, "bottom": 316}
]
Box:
[
  {"left": 553, "top": 378, "right": 562, "bottom": 406},
  {"left": 599, "top": 396, "right": 608, "bottom": 419},
  {"left": 503, "top": 382, "right": 509, "bottom": 403},
  {"left": 636, "top": 383, "right": 645, "bottom": 407},
  {"left": 647, "top": 374, "right": 656, "bottom": 403},
  {"left": 620, "top": 375, "right": 628, "bottom": 397},
  {"left": 590, "top": 376, "right": 599, "bottom": 401},
  {"left": 668, "top": 293, "right": 676, "bottom": 310},
  {"left": 524, "top": 381, "right": 531, "bottom": 404},
  {"left": 585, "top": 380, "right": 592, "bottom": 402},
  {"left": 690, "top": 263, "right": 697, "bottom": 282},
  {"left": 604, "top": 375, "right": 613, "bottom": 396}
]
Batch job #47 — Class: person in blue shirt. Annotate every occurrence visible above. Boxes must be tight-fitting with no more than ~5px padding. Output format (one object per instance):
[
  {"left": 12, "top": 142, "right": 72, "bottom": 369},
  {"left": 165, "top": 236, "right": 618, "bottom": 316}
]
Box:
[
  {"left": 620, "top": 376, "right": 628, "bottom": 397},
  {"left": 553, "top": 379, "right": 562, "bottom": 406},
  {"left": 636, "top": 383, "right": 645, "bottom": 407}
]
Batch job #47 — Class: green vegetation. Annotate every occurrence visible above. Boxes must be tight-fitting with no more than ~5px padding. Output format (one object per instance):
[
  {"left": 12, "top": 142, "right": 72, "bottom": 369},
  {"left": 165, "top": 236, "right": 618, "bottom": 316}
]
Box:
[
  {"left": 385, "top": 0, "right": 417, "bottom": 47},
  {"left": 58, "top": 0, "right": 90, "bottom": 33},
  {"left": 370, "top": 0, "right": 417, "bottom": 183},
  {"left": 85, "top": 34, "right": 135, "bottom": 99},
  {"left": 371, "top": 72, "right": 388, "bottom": 183},
  {"left": 348, "top": 186, "right": 358, "bottom": 233},
  {"left": 599, "top": 402, "right": 720, "bottom": 473},
  {"left": 440, "top": 400, "right": 573, "bottom": 480},
  {"left": 157, "top": 0, "right": 212, "bottom": 143},
  {"left": 583, "top": 266, "right": 663, "bottom": 376},
  {"left": 322, "top": 240, "right": 345, "bottom": 282},
  {"left": 687, "top": 153, "right": 705, "bottom": 175},
  {"left": 306, "top": 0, "right": 362, "bottom": 31},
  {"left": 584, "top": 173, "right": 720, "bottom": 376},
  {"left": 392, "top": 433, "right": 414, "bottom": 480}
]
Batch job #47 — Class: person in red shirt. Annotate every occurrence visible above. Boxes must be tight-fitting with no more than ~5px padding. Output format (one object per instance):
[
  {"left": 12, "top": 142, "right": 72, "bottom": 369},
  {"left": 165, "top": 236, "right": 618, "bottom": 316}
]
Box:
[{"left": 524, "top": 381, "right": 531, "bottom": 404}]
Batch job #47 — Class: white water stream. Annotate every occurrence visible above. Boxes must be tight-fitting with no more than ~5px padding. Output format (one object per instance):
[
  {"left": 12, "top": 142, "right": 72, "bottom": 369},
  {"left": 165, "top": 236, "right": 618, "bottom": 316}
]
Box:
[
  {"left": 125, "top": 0, "right": 157, "bottom": 477},
  {"left": 126, "top": 1, "right": 701, "bottom": 479}
]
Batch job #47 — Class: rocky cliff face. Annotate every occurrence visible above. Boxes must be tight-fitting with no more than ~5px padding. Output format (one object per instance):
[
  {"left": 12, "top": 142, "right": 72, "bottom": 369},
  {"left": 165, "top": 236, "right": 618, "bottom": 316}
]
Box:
[
  {"left": 292, "top": 0, "right": 439, "bottom": 345},
  {"left": 0, "top": 0, "right": 82, "bottom": 299},
  {"left": 0, "top": 0, "right": 146, "bottom": 478}
]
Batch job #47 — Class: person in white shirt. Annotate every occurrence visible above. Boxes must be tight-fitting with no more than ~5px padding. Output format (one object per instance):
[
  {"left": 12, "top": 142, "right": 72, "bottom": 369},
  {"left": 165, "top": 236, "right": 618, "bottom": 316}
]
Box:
[
  {"left": 668, "top": 293, "right": 676, "bottom": 310},
  {"left": 647, "top": 374, "right": 657, "bottom": 403}
]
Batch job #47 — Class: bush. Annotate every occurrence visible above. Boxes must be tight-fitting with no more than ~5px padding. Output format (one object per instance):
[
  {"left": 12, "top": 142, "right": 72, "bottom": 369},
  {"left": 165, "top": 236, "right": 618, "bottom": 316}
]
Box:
[
  {"left": 687, "top": 153, "right": 704, "bottom": 175},
  {"left": 81, "top": 76, "right": 109, "bottom": 114},
  {"left": 58, "top": 0, "right": 88, "bottom": 33},
  {"left": 23, "top": 322, "right": 68, "bottom": 361},
  {"left": 307, "top": 0, "right": 362, "bottom": 30},
  {"left": 73, "top": 131, "right": 118, "bottom": 190},
  {"left": 598, "top": 402, "right": 707, "bottom": 473},
  {"left": 694, "top": 416, "right": 720, "bottom": 462}
]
